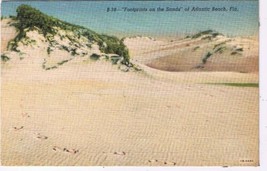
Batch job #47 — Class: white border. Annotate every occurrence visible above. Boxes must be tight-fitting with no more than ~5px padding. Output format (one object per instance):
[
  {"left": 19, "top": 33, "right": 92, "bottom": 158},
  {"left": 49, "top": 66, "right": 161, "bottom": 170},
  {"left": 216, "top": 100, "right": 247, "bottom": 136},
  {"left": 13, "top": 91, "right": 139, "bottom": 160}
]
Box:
[{"left": 1, "top": 0, "right": 267, "bottom": 170}]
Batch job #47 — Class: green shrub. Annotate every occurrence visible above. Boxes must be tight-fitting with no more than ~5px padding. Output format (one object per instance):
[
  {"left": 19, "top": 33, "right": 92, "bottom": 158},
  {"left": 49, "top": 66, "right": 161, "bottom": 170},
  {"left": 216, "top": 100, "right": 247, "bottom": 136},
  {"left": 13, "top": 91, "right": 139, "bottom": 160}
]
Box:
[
  {"left": 191, "top": 30, "right": 221, "bottom": 39},
  {"left": 1, "top": 54, "right": 10, "bottom": 62},
  {"left": 201, "top": 36, "right": 212, "bottom": 40},
  {"left": 235, "top": 47, "right": 243, "bottom": 52},
  {"left": 202, "top": 52, "right": 212, "bottom": 64},
  {"left": 231, "top": 51, "right": 240, "bottom": 55},
  {"left": 110, "top": 56, "right": 122, "bottom": 64},
  {"left": 61, "top": 45, "right": 70, "bottom": 52},
  {"left": 208, "top": 83, "right": 258, "bottom": 87},
  {"left": 90, "top": 53, "right": 100, "bottom": 60},
  {"left": 47, "top": 47, "right": 52, "bottom": 54},
  {"left": 213, "top": 42, "right": 226, "bottom": 50},
  {"left": 71, "top": 48, "right": 78, "bottom": 56},
  {"left": 214, "top": 46, "right": 226, "bottom": 53},
  {"left": 57, "top": 59, "right": 69, "bottom": 65}
]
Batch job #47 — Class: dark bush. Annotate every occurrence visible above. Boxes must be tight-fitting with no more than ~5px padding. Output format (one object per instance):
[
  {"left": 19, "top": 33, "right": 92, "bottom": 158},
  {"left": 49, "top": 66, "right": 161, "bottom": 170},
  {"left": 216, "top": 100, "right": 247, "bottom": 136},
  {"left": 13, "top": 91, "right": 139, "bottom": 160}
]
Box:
[
  {"left": 90, "top": 53, "right": 100, "bottom": 60},
  {"left": 1, "top": 54, "right": 10, "bottom": 62},
  {"left": 202, "top": 52, "right": 212, "bottom": 64}
]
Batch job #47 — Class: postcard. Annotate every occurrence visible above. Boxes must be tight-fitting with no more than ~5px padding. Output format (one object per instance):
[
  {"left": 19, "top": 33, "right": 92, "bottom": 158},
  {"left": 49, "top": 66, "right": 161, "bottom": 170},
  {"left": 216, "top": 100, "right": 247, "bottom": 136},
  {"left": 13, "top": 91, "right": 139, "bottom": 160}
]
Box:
[{"left": 1, "top": 0, "right": 259, "bottom": 166}]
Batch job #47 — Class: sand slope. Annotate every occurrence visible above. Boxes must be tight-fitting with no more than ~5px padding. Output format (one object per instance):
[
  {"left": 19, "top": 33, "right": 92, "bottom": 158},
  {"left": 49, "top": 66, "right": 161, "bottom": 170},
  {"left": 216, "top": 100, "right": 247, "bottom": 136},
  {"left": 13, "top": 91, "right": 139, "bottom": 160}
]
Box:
[
  {"left": 124, "top": 35, "right": 258, "bottom": 73},
  {"left": 1, "top": 20, "right": 259, "bottom": 166}
]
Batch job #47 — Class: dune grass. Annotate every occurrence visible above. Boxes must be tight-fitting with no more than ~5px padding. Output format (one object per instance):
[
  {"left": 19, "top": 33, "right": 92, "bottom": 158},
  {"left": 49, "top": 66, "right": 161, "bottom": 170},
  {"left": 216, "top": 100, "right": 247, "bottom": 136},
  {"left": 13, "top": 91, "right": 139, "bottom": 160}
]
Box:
[
  {"left": 191, "top": 30, "right": 221, "bottom": 39},
  {"left": 1, "top": 54, "right": 10, "bottom": 62},
  {"left": 8, "top": 4, "right": 130, "bottom": 64}
]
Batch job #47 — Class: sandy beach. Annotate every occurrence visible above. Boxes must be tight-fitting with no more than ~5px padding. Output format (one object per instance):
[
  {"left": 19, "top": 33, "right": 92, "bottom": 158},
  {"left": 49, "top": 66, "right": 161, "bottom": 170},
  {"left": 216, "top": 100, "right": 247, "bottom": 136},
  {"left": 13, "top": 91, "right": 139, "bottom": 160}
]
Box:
[{"left": 1, "top": 18, "right": 259, "bottom": 166}]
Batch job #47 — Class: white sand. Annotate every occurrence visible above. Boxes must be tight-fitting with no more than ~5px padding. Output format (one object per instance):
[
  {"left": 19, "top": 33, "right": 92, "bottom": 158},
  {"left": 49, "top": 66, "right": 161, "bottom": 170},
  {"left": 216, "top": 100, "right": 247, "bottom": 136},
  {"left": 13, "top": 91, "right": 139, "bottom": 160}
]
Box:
[{"left": 1, "top": 20, "right": 259, "bottom": 166}]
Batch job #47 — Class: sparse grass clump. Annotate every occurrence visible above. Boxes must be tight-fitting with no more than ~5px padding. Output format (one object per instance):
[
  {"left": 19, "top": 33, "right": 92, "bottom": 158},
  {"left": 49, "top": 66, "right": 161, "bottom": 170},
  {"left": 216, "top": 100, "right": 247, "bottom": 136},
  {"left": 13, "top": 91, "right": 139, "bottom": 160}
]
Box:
[
  {"left": 208, "top": 83, "right": 258, "bottom": 87},
  {"left": 193, "top": 46, "right": 200, "bottom": 51},
  {"left": 110, "top": 56, "right": 123, "bottom": 64},
  {"left": 71, "top": 48, "right": 78, "bottom": 56},
  {"left": 191, "top": 30, "right": 221, "bottom": 39},
  {"left": 90, "top": 53, "right": 100, "bottom": 60},
  {"left": 1, "top": 54, "right": 10, "bottom": 62},
  {"left": 235, "top": 47, "right": 243, "bottom": 52},
  {"left": 60, "top": 45, "right": 70, "bottom": 52},
  {"left": 214, "top": 46, "right": 226, "bottom": 54},
  {"left": 57, "top": 59, "right": 69, "bottom": 66},
  {"left": 231, "top": 51, "right": 239, "bottom": 55},
  {"left": 230, "top": 47, "right": 243, "bottom": 56},
  {"left": 97, "top": 35, "right": 130, "bottom": 64},
  {"left": 202, "top": 52, "right": 213, "bottom": 64},
  {"left": 213, "top": 42, "right": 226, "bottom": 50},
  {"left": 47, "top": 47, "right": 52, "bottom": 54}
]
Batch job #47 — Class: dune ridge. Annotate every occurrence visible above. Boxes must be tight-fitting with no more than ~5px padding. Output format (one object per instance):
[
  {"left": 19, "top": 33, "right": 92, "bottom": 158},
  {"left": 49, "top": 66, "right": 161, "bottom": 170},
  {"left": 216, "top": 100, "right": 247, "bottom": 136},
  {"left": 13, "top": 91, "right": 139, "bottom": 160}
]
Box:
[{"left": 124, "top": 31, "right": 258, "bottom": 73}]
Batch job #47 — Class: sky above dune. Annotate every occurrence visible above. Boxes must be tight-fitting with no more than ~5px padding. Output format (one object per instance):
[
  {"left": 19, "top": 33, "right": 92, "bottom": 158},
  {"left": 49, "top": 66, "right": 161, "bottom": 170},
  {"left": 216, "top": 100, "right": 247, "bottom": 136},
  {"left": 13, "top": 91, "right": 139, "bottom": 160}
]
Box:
[{"left": 2, "top": 0, "right": 259, "bottom": 37}]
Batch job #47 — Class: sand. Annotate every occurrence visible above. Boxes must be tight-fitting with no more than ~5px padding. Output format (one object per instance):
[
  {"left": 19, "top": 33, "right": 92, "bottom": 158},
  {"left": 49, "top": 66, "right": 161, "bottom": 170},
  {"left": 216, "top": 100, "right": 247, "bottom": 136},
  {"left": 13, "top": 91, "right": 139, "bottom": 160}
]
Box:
[
  {"left": 1, "top": 20, "right": 259, "bottom": 166},
  {"left": 124, "top": 36, "right": 259, "bottom": 73},
  {"left": 1, "top": 19, "right": 17, "bottom": 52}
]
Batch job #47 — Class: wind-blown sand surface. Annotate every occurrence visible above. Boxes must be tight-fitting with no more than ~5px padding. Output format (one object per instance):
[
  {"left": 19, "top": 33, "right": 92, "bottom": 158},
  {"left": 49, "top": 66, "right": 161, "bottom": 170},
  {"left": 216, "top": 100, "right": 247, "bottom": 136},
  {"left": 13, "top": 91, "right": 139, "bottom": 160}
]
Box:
[
  {"left": 124, "top": 35, "right": 258, "bottom": 72},
  {"left": 1, "top": 20, "right": 259, "bottom": 166}
]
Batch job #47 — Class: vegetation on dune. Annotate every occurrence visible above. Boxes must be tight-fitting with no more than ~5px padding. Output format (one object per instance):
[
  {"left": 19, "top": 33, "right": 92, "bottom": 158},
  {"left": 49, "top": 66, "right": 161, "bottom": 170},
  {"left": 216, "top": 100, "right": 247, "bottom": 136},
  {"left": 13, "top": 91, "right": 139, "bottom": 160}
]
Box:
[
  {"left": 90, "top": 53, "right": 100, "bottom": 60},
  {"left": 202, "top": 51, "right": 213, "bottom": 64},
  {"left": 57, "top": 59, "right": 70, "bottom": 66},
  {"left": 110, "top": 55, "right": 123, "bottom": 64},
  {"left": 97, "top": 35, "right": 130, "bottom": 64},
  {"left": 235, "top": 47, "right": 243, "bottom": 52},
  {"left": 208, "top": 83, "right": 259, "bottom": 88},
  {"left": 191, "top": 30, "right": 222, "bottom": 39},
  {"left": 230, "top": 46, "right": 243, "bottom": 56},
  {"left": 14, "top": 5, "right": 58, "bottom": 35},
  {"left": 213, "top": 42, "right": 226, "bottom": 50},
  {"left": 192, "top": 46, "right": 200, "bottom": 51},
  {"left": 214, "top": 46, "right": 226, "bottom": 54},
  {"left": 8, "top": 4, "right": 130, "bottom": 64},
  {"left": 196, "top": 37, "right": 243, "bottom": 65},
  {"left": 1, "top": 54, "right": 10, "bottom": 62}
]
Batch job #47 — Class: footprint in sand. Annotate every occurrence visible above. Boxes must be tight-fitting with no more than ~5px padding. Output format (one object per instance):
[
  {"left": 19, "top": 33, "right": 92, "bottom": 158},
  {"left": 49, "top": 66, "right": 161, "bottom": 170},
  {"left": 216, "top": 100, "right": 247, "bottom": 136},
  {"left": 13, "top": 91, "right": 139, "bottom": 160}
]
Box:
[
  {"left": 35, "top": 133, "right": 48, "bottom": 140},
  {"left": 148, "top": 159, "right": 158, "bottom": 163},
  {"left": 102, "top": 151, "right": 126, "bottom": 156},
  {"left": 52, "top": 146, "right": 61, "bottom": 152},
  {"left": 63, "top": 148, "right": 79, "bottom": 154},
  {"left": 52, "top": 146, "right": 79, "bottom": 154},
  {"left": 148, "top": 159, "right": 176, "bottom": 166},
  {"left": 163, "top": 161, "right": 177, "bottom": 166},
  {"left": 113, "top": 151, "right": 126, "bottom": 156},
  {"left": 21, "top": 112, "right": 30, "bottom": 118},
  {"left": 13, "top": 126, "right": 24, "bottom": 131}
]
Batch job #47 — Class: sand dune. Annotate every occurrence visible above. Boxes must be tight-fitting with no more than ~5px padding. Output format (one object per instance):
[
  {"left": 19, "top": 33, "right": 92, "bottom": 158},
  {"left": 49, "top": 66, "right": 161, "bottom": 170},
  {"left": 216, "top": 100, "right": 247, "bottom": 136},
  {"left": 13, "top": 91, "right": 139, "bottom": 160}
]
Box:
[
  {"left": 1, "top": 19, "right": 259, "bottom": 166},
  {"left": 124, "top": 34, "right": 258, "bottom": 73},
  {"left": 1, "top": 19, "right": 18, "bottom": 52}
]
